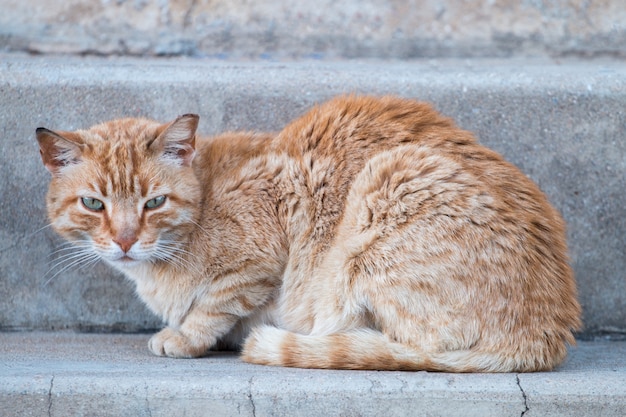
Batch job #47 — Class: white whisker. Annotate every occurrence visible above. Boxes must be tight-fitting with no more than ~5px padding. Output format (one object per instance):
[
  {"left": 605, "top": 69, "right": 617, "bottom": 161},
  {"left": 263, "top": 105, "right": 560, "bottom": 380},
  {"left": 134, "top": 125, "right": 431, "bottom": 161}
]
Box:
[
  {"left": 43, "top": 241, "right": 101, "bottom": 287},
  {"left": 81, "top": 254, "right": 103, "bottom": 272},
  {"left": 48, "top": 242, "right": 93, "bottom": 258},
  {"left": 158, "top": 242, "right": 198, "bottom": 260},
  {"left": 189, "top": 219, "right": 210, "bottom": 234},
  {"left": 157, "top": 248, "right": 192, "bottom": 269},
  {"left": 48, "top": 250, "right": 93, "bottom": 272},
  {"left": 26, "top": 223, "right": 55, "bottom": 239},
  {"left": 154, "top": 240, "right": 204, "bottom": 276}
]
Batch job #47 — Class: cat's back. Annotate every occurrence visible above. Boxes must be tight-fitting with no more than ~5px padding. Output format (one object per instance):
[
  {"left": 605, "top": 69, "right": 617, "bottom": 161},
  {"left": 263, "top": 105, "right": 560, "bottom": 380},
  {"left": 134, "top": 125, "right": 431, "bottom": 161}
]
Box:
[
  {"left": 272, "top": 96, "right": 519, "bottom": 252},
  {"left": 277, "top": 95, "right": 468, "bottom": 160},
  {"left": 276, "top": 95, "right": 563, "bottom": 228}
]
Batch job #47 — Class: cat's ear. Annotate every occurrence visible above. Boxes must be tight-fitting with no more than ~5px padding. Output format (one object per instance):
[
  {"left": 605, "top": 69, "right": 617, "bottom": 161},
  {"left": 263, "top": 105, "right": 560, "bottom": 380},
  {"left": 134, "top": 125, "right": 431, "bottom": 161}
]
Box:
[
  {"left": 150, "top": 114, "right": 199, "bottom": 167},
  {"left": 35, "top": 128, "right": 85, "bottom": 175}
]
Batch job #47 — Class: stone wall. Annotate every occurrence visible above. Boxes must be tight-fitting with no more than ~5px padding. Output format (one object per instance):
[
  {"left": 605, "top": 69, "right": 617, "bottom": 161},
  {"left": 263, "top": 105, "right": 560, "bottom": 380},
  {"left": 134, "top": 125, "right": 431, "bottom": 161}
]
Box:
[{"left": 1, "top": 0, "right": 625, "bottom": 58}]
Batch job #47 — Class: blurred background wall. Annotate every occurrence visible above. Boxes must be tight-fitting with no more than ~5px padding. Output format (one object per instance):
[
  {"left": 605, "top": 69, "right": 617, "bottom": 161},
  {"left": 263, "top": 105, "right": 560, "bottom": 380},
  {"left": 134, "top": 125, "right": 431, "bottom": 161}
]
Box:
[{"left": 1, "top": 0, "right": 625, "bottom": 59}]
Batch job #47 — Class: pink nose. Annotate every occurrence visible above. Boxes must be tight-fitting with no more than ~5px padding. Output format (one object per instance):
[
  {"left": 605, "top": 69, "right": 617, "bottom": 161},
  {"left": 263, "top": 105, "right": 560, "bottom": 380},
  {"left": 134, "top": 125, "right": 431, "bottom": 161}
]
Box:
[{"left": 113, "top": 236, "right": 138, "bottom": 253}]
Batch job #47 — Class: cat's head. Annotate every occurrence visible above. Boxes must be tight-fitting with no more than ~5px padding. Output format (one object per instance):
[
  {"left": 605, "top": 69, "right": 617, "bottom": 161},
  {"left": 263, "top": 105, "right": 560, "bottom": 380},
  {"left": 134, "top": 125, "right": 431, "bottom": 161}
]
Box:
[{"left": 36, "top": 114, "right": 201, "bottom": 271}]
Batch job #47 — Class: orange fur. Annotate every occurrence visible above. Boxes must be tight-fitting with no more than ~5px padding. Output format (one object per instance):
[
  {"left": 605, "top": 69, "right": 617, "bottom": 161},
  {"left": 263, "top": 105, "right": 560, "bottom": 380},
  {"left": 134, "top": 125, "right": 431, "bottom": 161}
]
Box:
[{"left": 37, "top": 95, "right": 581, "bottom": 372}]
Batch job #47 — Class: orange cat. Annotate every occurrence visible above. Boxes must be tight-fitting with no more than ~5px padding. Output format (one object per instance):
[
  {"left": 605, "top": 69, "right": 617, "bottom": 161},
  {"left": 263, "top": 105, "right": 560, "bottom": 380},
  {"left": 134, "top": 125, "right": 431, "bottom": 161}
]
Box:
[{"left": 37, "top": 95, "right": 581, "bottom": 372}]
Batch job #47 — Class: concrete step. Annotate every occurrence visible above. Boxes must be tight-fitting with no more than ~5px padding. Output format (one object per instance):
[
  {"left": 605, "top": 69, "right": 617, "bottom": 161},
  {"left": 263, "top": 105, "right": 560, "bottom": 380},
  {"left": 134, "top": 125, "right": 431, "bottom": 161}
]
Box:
[
  {"left": 0, "top": 54, "right": 625, "bottom": 339},
  {"left": 1, "top": 332, "right": 625, "bottom": 417}
]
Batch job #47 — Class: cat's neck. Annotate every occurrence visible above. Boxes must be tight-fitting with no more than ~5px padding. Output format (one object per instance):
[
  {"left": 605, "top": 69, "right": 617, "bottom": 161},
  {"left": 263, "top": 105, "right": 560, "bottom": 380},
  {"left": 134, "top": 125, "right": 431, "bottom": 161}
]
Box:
[
  {"left": 111, "top": 259, "right": 198, "bottom": 324},
  {"left": 110, "top": 259, "right": 174, "bottom": 286}
]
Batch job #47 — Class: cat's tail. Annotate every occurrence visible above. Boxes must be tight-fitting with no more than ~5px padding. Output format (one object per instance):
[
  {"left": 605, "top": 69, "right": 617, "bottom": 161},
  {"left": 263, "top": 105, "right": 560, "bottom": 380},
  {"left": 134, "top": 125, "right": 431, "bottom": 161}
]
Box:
[{"left": 241, "top": 326, "right": 559, "bottom": 372}]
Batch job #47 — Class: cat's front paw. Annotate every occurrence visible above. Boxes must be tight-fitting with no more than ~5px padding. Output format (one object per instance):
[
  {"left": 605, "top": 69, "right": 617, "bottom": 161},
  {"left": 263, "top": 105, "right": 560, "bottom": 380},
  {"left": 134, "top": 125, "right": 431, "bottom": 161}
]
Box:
[{"left": 148, "top": 328, "right": 208, "bottom": 358}]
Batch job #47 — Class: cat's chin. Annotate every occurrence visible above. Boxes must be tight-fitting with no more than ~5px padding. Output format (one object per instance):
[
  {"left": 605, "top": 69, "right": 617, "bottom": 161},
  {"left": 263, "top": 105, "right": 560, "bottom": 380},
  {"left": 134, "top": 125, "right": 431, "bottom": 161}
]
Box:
[{"left": 105, "top": 256, "right": 146, "bottom": 270}]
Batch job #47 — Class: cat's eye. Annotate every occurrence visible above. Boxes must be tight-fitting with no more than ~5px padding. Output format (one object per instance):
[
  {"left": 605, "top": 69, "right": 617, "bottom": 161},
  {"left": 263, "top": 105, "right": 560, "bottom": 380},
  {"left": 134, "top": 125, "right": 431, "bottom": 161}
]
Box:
[
  {"left": 81, "top": 197, "right": 104, "bottom": 211},
  {"left": 145, "top": 195, "right": 166, "bottom": 210}
]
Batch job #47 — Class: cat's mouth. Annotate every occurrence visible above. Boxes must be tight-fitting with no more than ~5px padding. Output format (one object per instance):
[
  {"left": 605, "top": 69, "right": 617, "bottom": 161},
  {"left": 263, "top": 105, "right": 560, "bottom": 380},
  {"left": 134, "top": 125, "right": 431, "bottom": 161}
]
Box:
[
  {"left": 102, "top": 244, "right": 153, "bottom": 267},
  {"left": 108, "top": 254, "right": 143, "bottom": 268}
]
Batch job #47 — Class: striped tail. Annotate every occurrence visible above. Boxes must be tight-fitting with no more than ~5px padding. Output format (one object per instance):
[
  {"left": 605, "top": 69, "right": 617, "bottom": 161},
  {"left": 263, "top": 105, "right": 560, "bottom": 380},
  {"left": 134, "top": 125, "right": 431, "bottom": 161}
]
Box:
[{"left": 241, "top": 325, "right": 561, "bottom": 372}]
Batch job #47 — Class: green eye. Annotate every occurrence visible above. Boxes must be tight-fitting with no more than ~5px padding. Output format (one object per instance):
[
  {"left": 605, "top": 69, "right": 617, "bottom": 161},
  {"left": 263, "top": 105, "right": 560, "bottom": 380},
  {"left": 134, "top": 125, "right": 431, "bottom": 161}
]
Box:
[
  {"left": 145, "top": 195, "right": 166, "bottom": 209},
  {"left": 81, "top": 197, "right": 104, "bottom": 211}
]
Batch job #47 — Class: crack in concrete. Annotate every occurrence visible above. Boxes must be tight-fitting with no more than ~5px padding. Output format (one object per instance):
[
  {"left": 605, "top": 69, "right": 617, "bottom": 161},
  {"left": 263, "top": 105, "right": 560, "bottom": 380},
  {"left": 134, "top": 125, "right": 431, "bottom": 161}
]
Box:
[
  {"left": 47, "top": 375, "right": 54, "bottom": 417},
  {"left": 144, "top": 383, "right": 153, "bottom": 417},
  {"left": 394, "top": 374, "right": 409, "bottom": 394},
  {"left": 363, "top": 375, "right": 375, "bottom": 394},
  {"left": 516, "top": 375, "right": 530, "bottom": 417},
  {"left": 364, "top": 374, "right": 386, "bottom": 395},
  {"left": 248, "top": 376, "right": 257, "bottom": 417}
]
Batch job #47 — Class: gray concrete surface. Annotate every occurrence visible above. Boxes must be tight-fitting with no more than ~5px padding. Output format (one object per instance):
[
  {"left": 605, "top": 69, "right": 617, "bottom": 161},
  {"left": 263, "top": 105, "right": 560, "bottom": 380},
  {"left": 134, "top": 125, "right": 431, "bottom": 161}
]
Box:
[
  {"left": 1, "top": 0, "right": 625, "bottom": 59},
  {"left": 1, "top": 332, "right": 625, "bottom": 416},
  {"left": 0, "top": 54, "right": 625, "bottom": 338}
]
